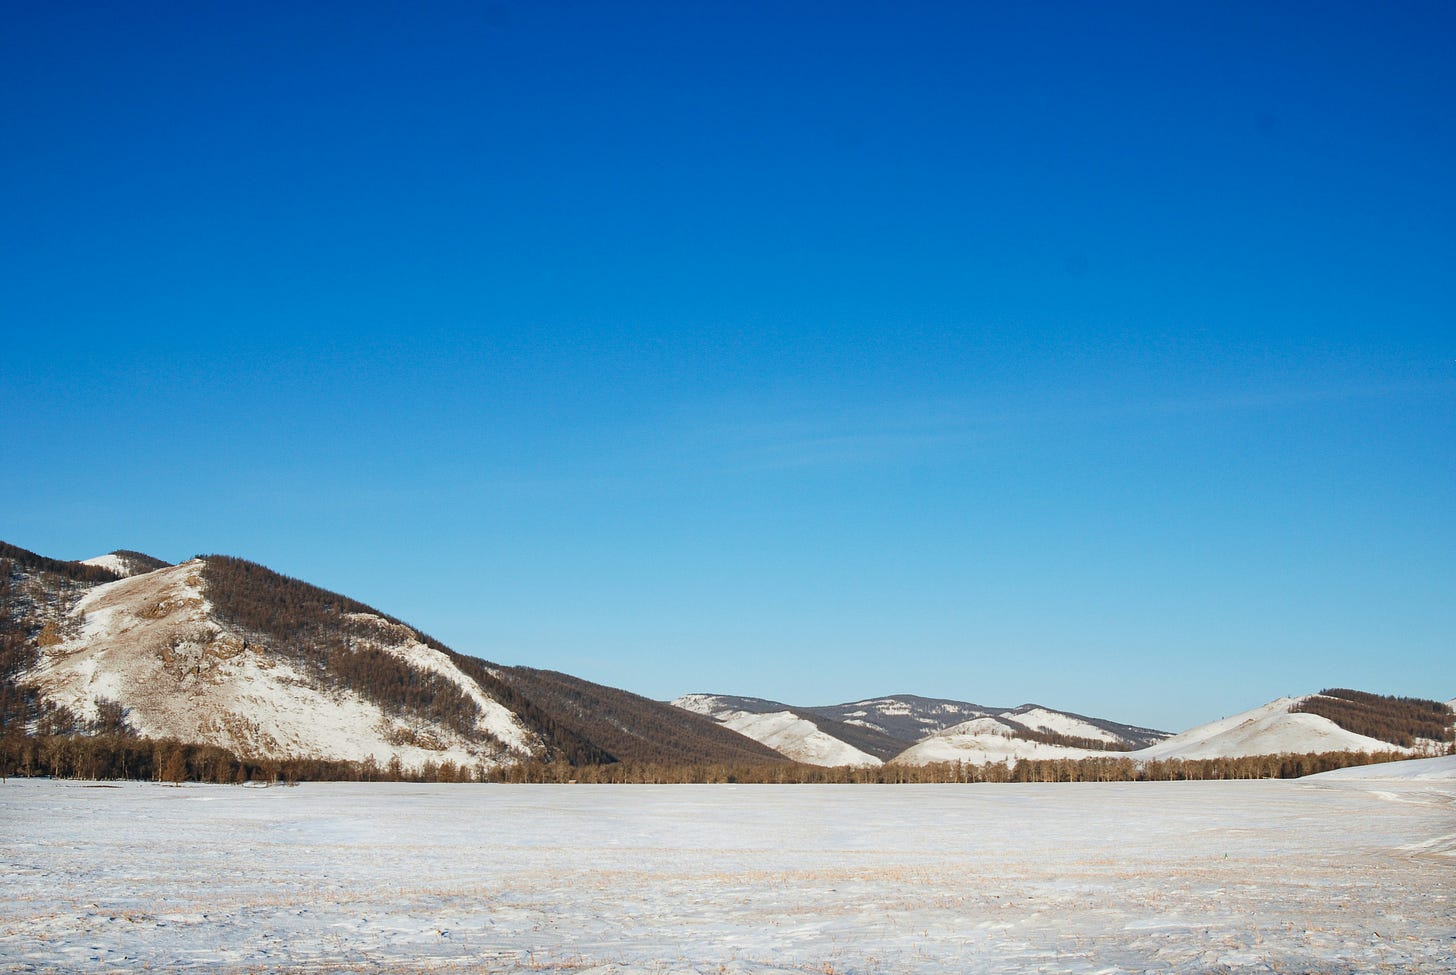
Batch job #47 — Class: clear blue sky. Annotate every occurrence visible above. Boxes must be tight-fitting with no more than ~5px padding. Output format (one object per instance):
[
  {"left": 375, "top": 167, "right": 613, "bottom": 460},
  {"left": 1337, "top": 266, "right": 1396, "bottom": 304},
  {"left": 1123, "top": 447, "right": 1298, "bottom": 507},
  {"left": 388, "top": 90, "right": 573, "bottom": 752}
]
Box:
[{"left": 3, "top": 2, "right": 1452, "bottom": 732}]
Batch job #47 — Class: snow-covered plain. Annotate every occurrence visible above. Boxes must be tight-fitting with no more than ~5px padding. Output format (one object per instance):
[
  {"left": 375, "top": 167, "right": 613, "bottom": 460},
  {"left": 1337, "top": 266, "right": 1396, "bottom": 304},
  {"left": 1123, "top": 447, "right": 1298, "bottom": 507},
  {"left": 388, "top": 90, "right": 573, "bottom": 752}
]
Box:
[{"left": 3, "top": 777, "right": 1453, "bottom": 974}]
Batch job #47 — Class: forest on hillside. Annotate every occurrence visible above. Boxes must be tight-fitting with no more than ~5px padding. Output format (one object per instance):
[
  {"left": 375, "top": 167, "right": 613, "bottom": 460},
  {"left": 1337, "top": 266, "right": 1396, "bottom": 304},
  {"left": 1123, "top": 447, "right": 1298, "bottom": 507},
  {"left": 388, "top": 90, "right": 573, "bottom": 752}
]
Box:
[
  {"left": 0, "top": 543, "right": 123, "bottom": 736},
  {"left": 501, "top": 667, "right": 789, "bottom": 766},
  {"left": 197, "top": 556, "right": 612, "bottom": 765},
  {"left": 1293, "top": 688, "right": 1453, "bottom": 747}
]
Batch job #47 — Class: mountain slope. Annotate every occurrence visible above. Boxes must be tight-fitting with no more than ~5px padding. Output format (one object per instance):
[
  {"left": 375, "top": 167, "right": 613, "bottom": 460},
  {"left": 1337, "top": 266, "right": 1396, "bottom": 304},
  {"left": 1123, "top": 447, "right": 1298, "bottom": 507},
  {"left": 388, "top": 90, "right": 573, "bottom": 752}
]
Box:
[
  {"left": 679, "top": 692, "right": 1170, "bottom": 766},
  {"left": 6, "top": 542, "right": 780, "bottom": 773},
  {"left": 501, "top": 671, "right": 787, "bottom": 766},
  {"left": 673, "top": 694, "right": 886, "bottom": 766},
  {"left": 891, "top": 717, "right": 1113, "bottom": 766},
  {"left": 80, "top": 551, "right": 171, "bottom": 578},
  {"left": 1135, "top": 694, "right": 1449, "bottom": 762},
  {"left": 19, "top": 558, "right": 545, "bottom": 771}
]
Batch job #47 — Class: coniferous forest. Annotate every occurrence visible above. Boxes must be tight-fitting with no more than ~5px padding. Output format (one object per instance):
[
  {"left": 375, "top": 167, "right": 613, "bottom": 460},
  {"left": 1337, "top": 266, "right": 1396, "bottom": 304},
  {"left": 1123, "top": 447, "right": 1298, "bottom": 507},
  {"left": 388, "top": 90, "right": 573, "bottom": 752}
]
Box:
[{"left": 1291, "top": 688, "right": 1452, "bottom": 748}]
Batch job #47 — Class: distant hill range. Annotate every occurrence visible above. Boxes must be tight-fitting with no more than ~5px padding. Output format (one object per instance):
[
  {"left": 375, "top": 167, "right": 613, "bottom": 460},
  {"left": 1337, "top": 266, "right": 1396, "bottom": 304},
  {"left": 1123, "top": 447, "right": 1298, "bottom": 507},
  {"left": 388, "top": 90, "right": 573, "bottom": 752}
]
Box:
[
  {"left": 679, "top": 689, "right": 1451, "bottom": 768},
  {"left": 2, "top": 539, "right": 1451, "bottom": 775},
  {"left": 671, "top": 693, "right": 1171, "bottom": 767}
]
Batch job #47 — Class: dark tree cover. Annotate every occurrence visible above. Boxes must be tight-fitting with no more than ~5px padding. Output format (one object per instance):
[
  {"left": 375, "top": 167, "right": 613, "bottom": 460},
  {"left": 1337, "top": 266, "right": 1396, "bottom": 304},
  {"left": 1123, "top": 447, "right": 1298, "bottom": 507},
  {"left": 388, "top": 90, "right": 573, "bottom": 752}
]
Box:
[
  {"left": 109, "top": 550, "right": 171, "bottom": 574},
  {"left": 441, "top": 655, "right": 613, "bottom": 766},
  {"left": 1292, "top": 689, "right": 1453, "bottom": 748},
  {"left": 997, "top": 719, "right": 1136, "bottom": 752},
  {"left": 196, "top": 556, "right": 609, "bottom": 765},
  {"left": 794, "top": 712, "right": 911, "bottom": 761},
  {"left": 501, "top": 666, "right": 789, "bottom": 766},
  {"left": 0, "top": 733, "right": 427, "bottom": 784},
  {"left": 197, "top": 556, "right": 507, "bottom": 744},
  {"left": 0, "top": 562, "right": 34, "bottom": 733},
  {"left": 1, "top": 545, "right": 121, "bottom": 735},
  {"left": 1002, "top": 705, "right": 1170, "bottom": 749},
  {"left": 0, "top": 541, "right": 122, "bottom": 585},
  {"left": 488, "top": 748, "right": 1412, "bottom": 784}
]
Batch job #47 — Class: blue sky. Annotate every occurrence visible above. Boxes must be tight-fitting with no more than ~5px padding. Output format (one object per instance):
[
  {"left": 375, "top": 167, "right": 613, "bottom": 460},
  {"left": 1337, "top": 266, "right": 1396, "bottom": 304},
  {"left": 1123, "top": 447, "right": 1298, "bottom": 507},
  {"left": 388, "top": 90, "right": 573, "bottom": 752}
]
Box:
[{"left": 3, "top": 2, "right": 1452, "bottom": 731}]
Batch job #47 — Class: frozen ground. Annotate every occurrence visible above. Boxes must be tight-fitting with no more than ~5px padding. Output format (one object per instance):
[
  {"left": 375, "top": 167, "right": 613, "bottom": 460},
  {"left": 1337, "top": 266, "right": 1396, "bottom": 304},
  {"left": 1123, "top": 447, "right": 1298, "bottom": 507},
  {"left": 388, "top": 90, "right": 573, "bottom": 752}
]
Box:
[{"left": 2, "top": 776, "right": 1453, "bottom": 974}]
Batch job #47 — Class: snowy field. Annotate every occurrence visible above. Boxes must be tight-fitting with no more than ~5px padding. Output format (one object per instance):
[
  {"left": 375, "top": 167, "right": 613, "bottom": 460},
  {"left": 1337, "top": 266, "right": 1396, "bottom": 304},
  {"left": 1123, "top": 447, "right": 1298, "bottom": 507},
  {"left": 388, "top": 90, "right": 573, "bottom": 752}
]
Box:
[{"left": 3, "top": 774, "right": 1454, "bottom": 974}]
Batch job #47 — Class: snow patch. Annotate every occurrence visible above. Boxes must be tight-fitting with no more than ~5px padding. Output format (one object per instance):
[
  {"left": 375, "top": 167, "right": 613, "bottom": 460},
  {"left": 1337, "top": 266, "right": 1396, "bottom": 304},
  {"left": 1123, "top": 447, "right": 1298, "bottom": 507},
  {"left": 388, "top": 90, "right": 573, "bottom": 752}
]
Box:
[
  {"left": 1306, "top": 754, "right": 1456, "bottom": 782},
  {"left": 79, "top": 554, "right": 135, "bottom": 577}
]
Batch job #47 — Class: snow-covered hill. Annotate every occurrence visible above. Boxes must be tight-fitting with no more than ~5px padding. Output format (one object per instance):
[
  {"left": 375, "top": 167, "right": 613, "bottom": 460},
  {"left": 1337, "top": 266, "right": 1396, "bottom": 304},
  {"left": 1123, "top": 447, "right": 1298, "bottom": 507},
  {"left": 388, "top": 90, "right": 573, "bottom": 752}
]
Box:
[
  {"left": 889, "top": 692, "right": 1452, "bottom": 768},
  {"left": 817, "top": 696, "right": 1169, "bottom": 749},
  {"left": 818, "top": 695, "right": 995, "bottom": 740},
  {"left": 673, "top": 695, "right": 881, "bottom": 767},
  {"left": 1307, "top": 753, "right": 1456, "bottom": 782},
  {"left": 677, "top": 693, "right": 1169, "bottom": 766},
  {"left": 1130, "top": 695, "right": 1441, "bottom": 762},
  {"left": 21, "top": 559, "right": 539, "bottom": 771},
  {"left": 890, "top": 717, "right": 1110, "bottom": 766}
]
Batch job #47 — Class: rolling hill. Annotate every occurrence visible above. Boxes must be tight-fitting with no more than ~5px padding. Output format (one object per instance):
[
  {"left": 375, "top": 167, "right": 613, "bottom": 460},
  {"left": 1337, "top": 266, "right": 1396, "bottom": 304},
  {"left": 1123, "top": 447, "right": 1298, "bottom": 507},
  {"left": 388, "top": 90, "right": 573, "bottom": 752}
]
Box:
[
  {"left": 5, "top": 539, "right": 1450, "bottom": 778},
  {"left": 676, "top": 692, "right": 1172, "bottom": 766},
  {"left": 1, "top": 542, "right": 768, "bottom": 774}
]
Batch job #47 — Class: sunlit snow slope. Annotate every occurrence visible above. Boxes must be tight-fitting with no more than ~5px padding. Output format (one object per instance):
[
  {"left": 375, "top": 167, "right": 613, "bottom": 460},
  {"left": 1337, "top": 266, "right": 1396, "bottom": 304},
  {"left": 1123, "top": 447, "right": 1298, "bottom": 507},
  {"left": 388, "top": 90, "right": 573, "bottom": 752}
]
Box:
[
  {"left": 1308, "top": 753, "right": 1456, "bottom": 781},
  {"left": 890, "top": 717, "right": 1110, "bottom": 766},
  {"left": 673, "top": 695, "right": 881, "bottom": 766},
  {"left": 23, "top": 560, "right": 537, "bottom": 771},
  {"left": 1131, "top": 696, "right": 1429, "bottom": 761}
]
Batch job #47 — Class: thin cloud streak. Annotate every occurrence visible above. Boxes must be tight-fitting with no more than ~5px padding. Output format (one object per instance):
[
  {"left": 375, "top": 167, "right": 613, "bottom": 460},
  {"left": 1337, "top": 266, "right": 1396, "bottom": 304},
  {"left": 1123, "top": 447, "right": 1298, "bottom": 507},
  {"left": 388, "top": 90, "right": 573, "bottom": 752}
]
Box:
[{"left": 670, "top": 375, "right": 1454, "bottom": 474}]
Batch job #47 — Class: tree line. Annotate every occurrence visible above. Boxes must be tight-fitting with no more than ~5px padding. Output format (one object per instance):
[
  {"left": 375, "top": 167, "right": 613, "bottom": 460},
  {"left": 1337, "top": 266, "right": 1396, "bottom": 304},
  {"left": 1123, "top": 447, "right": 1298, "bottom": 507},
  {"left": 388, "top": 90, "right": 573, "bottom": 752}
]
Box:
[
  {"left": 3, "top": 723, "right": 1430, "bottom": 786},
  {"left": 0, "top": 731, "right": 495, "bottom": 785},
  {"left": 484, "top": 748, "right": 1418, "bottom": 784}
]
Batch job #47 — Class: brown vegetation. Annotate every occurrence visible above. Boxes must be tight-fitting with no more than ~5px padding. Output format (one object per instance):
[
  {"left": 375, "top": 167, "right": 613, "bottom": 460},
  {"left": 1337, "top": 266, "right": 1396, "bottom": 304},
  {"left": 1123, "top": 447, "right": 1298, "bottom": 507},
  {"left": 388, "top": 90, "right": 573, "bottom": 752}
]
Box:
[
  {"left": 487, "top": 749, "right": 1411, "bottom": 784},
  {"left": 795, "top": 712, "right": 911, "bottom": 761},
  {"left": 997, "top": 719, "right": 1136, "bottom": 752},
  {"left": 501, "top": 667, "right": 789, "bottom": 765},
  {"left": 0, "top": 723, "right": 1417, "bottom": 786},
  {"left": 197, "top": 556, "right": 611, "bottom": 765},
  {"left": 1, "top": 544, "right": 124, "bottom": 736},
  {"left": 1292, "top": 688, "right": 1453, "bottom": 748}
]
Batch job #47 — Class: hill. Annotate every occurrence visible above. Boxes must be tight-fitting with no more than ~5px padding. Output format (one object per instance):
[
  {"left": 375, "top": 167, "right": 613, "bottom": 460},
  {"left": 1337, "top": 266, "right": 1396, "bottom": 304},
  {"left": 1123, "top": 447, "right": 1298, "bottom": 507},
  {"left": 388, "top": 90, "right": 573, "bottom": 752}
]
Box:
[
  {"left": 3, "top": 544, "right": 779, "bottom": 774},
  {"left": 678, "top": 692, "right": 1170, "bottom": 766},
  {"left": 1132, "top": 693, "right": 1450, "bottom": 762},
  {"left": 673, "top": 694, "right": 895, "bottom": 766},
  {"left": 79, "top": 550, "right": 171, "bottom": 578},
  {"left": 502, "top": 670, "right": 787, "bottom": 766}
]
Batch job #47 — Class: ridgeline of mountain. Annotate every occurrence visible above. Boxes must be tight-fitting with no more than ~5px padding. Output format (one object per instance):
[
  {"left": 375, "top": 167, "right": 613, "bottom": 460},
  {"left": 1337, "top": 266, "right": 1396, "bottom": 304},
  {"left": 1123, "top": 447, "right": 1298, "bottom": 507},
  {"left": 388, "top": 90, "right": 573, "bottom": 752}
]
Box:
[
  {"left": 672, "top": 694, "right": 917, "bottom": 766},
  {"left": 500, "top": 668, "right": 787, "bottom": 766},
  {"left": 675, "top": 693, "right": 1173, "bottom": 767},
  {"left": 5, "top": 539, "right": 1450, "bottom": 778},
  {"left": 1, "top": 544, "right": 758, "bottom": 773},
  {"left": 80, "top": 550, "right": 172, "bottom": 578}
]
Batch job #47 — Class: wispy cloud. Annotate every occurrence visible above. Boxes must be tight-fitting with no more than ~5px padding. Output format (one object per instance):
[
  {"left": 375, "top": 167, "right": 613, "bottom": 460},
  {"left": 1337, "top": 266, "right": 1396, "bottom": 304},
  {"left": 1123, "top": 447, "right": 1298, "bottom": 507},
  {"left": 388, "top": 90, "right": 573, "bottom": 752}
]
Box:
[{"left": 663, "top": 374, "right": 1455, "bottom": 474}]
